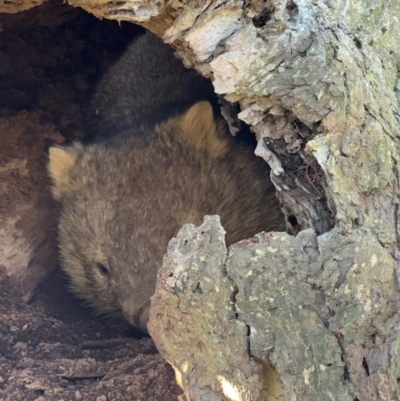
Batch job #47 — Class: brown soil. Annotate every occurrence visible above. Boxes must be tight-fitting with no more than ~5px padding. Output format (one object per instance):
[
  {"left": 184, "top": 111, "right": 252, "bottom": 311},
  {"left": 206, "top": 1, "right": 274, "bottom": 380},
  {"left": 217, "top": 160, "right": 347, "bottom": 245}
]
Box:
[{"left": 0, "top": 270, "right": 181, "bottom": 401}]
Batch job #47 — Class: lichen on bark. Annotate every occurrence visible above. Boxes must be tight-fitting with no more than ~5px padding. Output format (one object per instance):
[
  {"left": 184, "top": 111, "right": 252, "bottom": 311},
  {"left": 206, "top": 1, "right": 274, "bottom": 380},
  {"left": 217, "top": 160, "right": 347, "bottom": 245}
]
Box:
[
  {"left": 150, "top": 215, "right": 400, "bottom": 400},
  {"left": 149, "top": 216, "right": 265, "bottom": 401}
]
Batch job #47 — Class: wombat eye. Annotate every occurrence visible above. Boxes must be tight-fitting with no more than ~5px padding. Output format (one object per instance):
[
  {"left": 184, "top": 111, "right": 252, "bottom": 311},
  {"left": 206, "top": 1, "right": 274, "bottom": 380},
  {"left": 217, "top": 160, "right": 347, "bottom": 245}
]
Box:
[{"left": 97, "top": 263, "right": 110, "bottom": 276}]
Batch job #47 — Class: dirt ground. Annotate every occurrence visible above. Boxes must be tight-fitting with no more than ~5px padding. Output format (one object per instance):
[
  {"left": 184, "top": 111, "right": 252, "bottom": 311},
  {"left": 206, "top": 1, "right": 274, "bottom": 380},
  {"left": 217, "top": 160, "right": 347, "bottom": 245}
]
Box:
[
  {"left": 0, "top": 2, "right": 182, "bottom": 400},
  {"left": 0, "top": 270, "right": 182, "bottom": 401}
]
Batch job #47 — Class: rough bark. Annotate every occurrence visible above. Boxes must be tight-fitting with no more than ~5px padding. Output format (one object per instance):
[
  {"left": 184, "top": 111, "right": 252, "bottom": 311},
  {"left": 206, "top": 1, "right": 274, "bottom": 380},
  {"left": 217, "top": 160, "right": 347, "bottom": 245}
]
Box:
[
  {"left": 150, "top": 216, "right": 399, "bottom": 400},
  {"left": 1, "top": 0, "right": 400, "bottom": 400}
]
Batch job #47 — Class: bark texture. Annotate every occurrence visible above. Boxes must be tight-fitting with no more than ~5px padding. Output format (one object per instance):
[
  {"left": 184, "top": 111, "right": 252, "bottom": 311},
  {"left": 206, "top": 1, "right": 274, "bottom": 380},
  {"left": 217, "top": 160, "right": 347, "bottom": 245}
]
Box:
[
  {"left": 1, "top": 0, "right": 400, "bottom": 400},
  {"left": 150, "top": 216, "right": 399, "bottom": 400}
]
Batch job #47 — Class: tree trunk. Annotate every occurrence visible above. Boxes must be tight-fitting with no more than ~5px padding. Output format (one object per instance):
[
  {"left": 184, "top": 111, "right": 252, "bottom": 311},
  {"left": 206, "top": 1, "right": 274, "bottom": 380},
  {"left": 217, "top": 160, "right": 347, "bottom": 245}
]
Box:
[{"left": 3, "top": 0, "right": 400, "bottom": 400}]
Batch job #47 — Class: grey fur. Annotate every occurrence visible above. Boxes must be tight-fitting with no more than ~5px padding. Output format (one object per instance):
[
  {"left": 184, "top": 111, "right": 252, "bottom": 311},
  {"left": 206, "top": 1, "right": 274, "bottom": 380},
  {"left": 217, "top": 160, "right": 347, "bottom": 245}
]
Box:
[{"left": 49, "top": 32, "right": 284, "bottom": 332}]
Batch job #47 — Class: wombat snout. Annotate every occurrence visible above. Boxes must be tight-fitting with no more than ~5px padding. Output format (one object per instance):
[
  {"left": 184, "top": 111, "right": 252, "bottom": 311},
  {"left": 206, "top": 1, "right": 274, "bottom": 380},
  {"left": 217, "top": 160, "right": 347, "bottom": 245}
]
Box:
[{"left": 122, "top": 298, "right": 151, "bottom": 332}]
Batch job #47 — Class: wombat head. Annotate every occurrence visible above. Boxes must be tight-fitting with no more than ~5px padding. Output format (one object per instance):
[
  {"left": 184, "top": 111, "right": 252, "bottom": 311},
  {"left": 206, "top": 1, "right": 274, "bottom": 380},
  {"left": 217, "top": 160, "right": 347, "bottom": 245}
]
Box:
[
  {"left": 48, "top": 142, "right": 150, "bottom": 330},
  {"left": 48, "top": 101, "right": 228, "bottom": 332}
]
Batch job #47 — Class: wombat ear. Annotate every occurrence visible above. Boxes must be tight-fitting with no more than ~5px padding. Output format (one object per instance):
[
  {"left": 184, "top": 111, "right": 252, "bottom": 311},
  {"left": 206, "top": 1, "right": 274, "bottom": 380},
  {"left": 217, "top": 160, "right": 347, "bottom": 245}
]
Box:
[
  {"left": 48, "top": 146, "right": 77, "bottom": 200},
  {"left": 179, "top": 101, "right": 228, "bottom": 157}
]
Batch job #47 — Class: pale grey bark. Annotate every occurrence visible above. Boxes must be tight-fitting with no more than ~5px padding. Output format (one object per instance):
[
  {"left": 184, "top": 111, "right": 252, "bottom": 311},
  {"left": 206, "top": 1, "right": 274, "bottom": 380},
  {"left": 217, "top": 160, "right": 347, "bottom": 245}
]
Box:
[{"left": 138, "top": 1, "right": 399, "bottom": 400}]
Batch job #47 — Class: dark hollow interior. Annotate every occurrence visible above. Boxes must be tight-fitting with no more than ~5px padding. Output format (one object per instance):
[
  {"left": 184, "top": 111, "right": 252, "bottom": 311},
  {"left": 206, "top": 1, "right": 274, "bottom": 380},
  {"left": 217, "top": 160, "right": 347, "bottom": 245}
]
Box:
[
  {"left": 0, "top": 0, "right": 145, "bottom": 335},
  {"left": 0, "top": 2, "right": 183, "bottom": 400}
]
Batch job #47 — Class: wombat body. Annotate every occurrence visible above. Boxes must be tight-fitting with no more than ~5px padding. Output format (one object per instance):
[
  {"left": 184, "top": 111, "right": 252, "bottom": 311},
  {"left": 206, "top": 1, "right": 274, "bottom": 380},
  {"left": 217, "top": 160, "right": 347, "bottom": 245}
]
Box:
[{"left": 48, "top": 32, "right": 284, "bottom": 332}]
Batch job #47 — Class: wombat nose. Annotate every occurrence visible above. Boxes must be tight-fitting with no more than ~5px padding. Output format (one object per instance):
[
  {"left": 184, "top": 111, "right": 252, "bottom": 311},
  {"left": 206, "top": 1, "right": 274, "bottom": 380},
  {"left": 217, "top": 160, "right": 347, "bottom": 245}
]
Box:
[
  {"left": 136, "top": 307, "right": 150, "bottom": 332},
  {"left": 122, "top": 299, "right": 151, "bottom": 333}
]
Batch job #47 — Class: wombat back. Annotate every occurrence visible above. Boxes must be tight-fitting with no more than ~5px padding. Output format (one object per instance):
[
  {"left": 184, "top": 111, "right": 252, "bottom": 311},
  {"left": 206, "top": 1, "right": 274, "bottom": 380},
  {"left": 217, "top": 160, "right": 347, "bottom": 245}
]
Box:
[{"left": 87, "top": 31, "right": 217, "bottom": 139}]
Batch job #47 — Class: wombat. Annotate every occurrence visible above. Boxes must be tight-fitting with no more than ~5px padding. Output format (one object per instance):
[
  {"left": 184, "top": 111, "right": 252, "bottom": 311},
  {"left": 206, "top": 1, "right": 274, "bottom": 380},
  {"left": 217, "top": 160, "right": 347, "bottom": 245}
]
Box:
[{"left": 48, "top": 32, "right": 284, "bottom": 332}]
